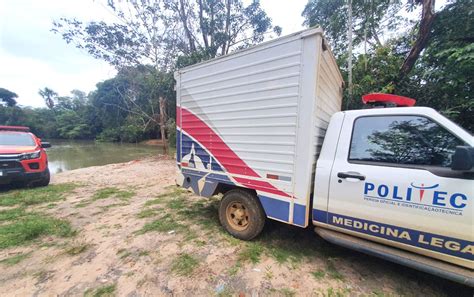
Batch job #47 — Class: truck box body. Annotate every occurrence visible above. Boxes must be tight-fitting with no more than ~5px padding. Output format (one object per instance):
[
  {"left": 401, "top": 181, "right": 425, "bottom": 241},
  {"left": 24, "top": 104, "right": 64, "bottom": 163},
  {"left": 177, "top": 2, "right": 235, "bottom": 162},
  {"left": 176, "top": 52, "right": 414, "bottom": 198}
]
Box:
[{"left": 175, "top": 28, "right": 343, "bottom": 227}]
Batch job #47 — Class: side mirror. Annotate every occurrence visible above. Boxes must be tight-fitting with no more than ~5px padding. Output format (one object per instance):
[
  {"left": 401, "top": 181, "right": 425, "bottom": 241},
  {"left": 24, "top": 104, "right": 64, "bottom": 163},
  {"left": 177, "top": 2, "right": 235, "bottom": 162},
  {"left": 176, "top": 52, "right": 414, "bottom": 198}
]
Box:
[
  {"left": 41, "top": 142, "right": 51, "bottom": 149},
  {"left": 451, "top": 146, "right": 474, "bottom": 172}
]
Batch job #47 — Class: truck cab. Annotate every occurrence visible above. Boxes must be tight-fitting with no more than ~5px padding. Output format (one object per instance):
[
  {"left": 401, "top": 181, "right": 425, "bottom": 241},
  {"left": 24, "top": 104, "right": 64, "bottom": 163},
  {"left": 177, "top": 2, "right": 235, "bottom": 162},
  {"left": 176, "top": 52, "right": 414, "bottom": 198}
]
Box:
[{"left": 313, "top": 102, "right": 473, "bottom": 284}]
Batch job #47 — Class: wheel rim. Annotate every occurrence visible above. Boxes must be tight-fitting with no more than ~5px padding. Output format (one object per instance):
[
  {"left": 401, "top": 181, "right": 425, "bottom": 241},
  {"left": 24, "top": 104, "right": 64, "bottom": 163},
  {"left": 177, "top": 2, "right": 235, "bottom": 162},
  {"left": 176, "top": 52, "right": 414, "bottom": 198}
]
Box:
[{"left": 225, "top": 202, "right": 250, "bottom": 231}]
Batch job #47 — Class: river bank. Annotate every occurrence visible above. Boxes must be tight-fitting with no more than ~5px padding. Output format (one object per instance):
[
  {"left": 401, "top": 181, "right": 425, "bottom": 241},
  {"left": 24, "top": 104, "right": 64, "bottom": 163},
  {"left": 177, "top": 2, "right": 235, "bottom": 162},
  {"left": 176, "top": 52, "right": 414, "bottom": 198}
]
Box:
[{"left": 0, "top": 157, "right": 469, "bottom": 296}]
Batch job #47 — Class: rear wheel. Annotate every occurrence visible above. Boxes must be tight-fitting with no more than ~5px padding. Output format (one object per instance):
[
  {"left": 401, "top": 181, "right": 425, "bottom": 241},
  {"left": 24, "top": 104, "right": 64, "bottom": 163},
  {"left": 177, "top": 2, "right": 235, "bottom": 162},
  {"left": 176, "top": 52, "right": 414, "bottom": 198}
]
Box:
[{"left": 218, "top": 189, "right": 266, "bottom": 240}]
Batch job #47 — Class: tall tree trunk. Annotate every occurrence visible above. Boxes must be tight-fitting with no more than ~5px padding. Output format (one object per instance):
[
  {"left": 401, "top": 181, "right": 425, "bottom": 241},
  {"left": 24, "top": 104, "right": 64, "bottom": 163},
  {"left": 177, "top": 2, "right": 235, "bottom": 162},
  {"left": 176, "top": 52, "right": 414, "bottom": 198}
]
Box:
[
  {"left": 178, "top": 0, "right": 196, "bottom": 52},
  {"left": 398, "top": 0, "right": 436, "bottom": 79},
  {"left": 159, "top": 97, "right": 168, "bottom": 154},
  {"left": 197, "top": 0, "right": 209, "bottom": 49},
  {"left": 222, "top": 0, "right": 231, "bottom": 55},
  {"left": 347, "top": 0, "right": 353, "bottom": 105}
]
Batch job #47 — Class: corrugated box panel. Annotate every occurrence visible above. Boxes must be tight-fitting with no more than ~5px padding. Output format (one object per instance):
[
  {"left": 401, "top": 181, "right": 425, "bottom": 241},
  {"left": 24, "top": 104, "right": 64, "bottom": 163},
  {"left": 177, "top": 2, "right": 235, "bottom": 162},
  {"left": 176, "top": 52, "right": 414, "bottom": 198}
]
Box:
[{"left": 179, "top": 36, "right": 303, "bottom": 192}]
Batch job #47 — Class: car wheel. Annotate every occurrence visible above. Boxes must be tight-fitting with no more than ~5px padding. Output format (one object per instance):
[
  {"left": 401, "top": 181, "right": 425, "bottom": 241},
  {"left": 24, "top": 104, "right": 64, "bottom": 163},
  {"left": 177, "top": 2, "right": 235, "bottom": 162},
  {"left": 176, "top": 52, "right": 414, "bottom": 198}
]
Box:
[
  {"left": 35, "top": 168, "right": 50, "bottom": 187},
  {"left": 218, "top": 189, "right": 266, "bottom": 240}
]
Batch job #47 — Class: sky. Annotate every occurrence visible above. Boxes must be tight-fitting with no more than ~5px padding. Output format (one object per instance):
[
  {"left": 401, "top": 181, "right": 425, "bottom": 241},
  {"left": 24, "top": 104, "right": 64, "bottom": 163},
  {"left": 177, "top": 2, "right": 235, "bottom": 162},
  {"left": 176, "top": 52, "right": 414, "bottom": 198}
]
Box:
[
  {"left": 0, "top": 0, "right": 307, "bottom": 108},
  {"left": 0, "top": 0, "right": 448, "bottom": 108}
]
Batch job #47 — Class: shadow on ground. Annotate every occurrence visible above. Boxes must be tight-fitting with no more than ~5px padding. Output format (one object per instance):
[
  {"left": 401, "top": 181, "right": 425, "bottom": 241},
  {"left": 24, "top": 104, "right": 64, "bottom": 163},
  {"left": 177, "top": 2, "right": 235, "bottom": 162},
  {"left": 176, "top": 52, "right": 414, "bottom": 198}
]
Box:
[{"left": 194, "top": 197, "right": 472, "bottom": 297}]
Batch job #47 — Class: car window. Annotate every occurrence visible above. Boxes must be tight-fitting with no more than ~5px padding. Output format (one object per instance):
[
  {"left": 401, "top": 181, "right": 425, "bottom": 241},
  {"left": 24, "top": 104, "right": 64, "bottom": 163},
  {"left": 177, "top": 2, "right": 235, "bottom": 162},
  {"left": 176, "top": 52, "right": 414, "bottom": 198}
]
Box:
[
  {"left": 0, "top": 133, "right": 36, "bottom": 146},
  {"left": 349, "top": 116, "right": 465, "bottom": 167}
]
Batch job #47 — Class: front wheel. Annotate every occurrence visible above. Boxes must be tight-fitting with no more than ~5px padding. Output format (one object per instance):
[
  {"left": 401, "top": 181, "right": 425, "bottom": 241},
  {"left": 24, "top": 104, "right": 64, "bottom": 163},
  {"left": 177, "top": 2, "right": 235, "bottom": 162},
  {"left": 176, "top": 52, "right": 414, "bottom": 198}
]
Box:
[
  {"left": 218, "top": 189, "right": 266, "bottom": 240},
  {"left": 34, "top": 168, "right": 50, "bottom": 187}
]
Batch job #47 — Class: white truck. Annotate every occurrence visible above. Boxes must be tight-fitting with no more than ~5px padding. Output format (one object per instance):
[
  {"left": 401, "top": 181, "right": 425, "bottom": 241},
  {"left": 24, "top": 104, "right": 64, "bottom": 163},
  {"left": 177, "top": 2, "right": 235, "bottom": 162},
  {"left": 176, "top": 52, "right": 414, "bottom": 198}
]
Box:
[{"left": 174, "top": 28, "right": 473, "bottom": 286}]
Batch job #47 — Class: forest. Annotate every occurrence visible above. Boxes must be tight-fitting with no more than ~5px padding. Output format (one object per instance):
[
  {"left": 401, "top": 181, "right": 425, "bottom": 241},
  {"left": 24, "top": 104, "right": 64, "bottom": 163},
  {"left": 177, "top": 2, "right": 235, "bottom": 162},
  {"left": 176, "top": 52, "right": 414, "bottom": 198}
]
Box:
[{"left": 0, "top": 0, "right": 472, "bottom": 148}]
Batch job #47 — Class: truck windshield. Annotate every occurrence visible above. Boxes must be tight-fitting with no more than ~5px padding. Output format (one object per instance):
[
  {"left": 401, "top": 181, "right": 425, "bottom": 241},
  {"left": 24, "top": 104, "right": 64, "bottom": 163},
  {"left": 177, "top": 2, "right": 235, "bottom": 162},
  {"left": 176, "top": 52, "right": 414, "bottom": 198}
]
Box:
[{"left": 0, "top": 133, "right": 36, "bottom": 146}]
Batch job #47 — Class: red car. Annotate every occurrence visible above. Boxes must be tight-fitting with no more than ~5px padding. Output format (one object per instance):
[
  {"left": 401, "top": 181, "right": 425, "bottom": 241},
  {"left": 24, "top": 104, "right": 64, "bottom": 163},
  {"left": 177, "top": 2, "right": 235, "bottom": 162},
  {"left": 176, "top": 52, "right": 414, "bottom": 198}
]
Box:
[{"left": 0, "top": 126, "right": 51, "bottom": 187}]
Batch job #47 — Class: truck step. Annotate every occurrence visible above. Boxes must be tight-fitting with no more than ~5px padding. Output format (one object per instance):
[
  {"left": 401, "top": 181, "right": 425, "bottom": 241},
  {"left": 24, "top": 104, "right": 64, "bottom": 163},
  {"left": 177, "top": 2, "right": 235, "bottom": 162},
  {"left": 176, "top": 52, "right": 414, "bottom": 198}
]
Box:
[{"left": 315, "top": 228, "right": 474, "bottom": 287}]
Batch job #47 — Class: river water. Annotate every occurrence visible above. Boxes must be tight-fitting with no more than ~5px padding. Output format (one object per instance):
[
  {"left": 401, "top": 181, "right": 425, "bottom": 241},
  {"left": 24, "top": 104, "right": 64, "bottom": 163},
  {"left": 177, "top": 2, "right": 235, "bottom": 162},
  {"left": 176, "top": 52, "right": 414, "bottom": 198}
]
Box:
[{"left": 46, "top": 140, "right": 163, "bottom": 174}]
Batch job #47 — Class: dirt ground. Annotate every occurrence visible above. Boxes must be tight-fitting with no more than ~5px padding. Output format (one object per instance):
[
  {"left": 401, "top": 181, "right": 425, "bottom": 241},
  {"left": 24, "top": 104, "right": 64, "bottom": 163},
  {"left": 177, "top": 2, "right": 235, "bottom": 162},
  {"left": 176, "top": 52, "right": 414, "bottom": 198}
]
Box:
[{"left": 0, "top": 156, "right": 471, "bottom": 297}]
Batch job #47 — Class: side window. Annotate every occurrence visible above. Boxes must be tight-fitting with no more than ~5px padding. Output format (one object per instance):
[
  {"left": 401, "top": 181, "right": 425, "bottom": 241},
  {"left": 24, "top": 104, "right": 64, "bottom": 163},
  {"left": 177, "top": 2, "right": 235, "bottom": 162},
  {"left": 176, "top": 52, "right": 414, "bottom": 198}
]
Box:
[{"left": 349, "top": 116, "right": 465, "bottom": 167}]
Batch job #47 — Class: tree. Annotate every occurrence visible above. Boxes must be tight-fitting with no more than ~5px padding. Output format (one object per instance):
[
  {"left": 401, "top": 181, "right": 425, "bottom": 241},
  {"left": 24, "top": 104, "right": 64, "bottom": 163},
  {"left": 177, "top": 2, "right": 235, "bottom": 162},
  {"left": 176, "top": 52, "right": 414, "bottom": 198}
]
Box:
[
  {"left": 0, "top": 88, "right": 18, "bottom": 107},
  {"left": 302, "top": 0, "right": 440, "bottom": 83},
  {"left": 52, "top": 0, "right": 281, "bottom": 69},
  {"left": 398, "top": 0, "right": 436, "bottom": 80},
  {"left": 38, "top": 87, "right": 58, "bottom": 109},
  {"left": 302, "top": 0, "right": 404, "bottom": 57},
  {"left": 52, "top": 0, "right": 280, "bottom": 151},
  {"left": 398, "top": 0, "right": 474, "bottom": 132}
]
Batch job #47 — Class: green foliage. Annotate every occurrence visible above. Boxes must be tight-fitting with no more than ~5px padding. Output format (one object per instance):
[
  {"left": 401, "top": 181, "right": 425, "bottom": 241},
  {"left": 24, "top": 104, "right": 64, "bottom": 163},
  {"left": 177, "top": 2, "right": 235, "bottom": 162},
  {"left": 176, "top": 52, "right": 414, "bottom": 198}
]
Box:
[
  {"left": 96, "top": 128, "right": 121, "bottom": 142},
  {"left": 303, "top": 0, "right": 473, "bottom": 132},
  {"left": 0, "top": 87, "right": 18, "bottom": 107},
  {"left": 53, "top": 0, "right": 280, "bottom": 69},
  {"left": 302, "top": 0, "right": 403, "bottom": 57},
  {"left": 38, "top": 87, "right": 58, "bottom": 109},
  {"left": 56, "top": 110, "right": 92, "bottom": 139},
  {"left": 1, "top": 67, "right": 175, "bottom": 143},
  {"left": 398, "top": 0, "right": 474, "bottom": 131}
]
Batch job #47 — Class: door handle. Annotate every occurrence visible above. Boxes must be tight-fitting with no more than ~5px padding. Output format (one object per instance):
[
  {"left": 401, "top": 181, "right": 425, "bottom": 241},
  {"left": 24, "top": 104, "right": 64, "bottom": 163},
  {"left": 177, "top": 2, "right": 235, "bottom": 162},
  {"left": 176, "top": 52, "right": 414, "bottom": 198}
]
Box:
[{"left": 337, "top": 172, "right": 366, "bottom": 181}]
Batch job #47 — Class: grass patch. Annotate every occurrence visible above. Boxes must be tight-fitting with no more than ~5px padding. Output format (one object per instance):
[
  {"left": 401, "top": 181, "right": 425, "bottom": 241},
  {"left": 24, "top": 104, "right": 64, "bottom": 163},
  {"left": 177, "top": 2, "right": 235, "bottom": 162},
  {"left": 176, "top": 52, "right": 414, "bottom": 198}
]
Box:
[
  {"left": 327, "top": 259, "right": 345, "bottom": 281},
  {"left": 238, "top": 243, "right": 263, "bottom": 264},
  {"left": 93, "top": 187, "right": 135, "bottom": 201},
  {"left": 136, "top": 214, "right": 185, "bottom": 234},
  {"left": 143, "top": 198, "right": 166, "bottom": 207},
  {"left": 0, "top": 207, "right": 26, "bottom": 222},
  {"left": 76, "top": 187, "right": 135, "bottom": 209},
  {"left": 279, "top": 288, "right": 296, "bottom": 297},
  {"left": 0, "top": 213, "right": 74, "bottom": 249},
  {"left": 320, "top": 287, "right": 351, "bottom": 297},
  {"left": 227, "top": 261, "right": 242, "bottom": 276},
  {"left": 100, "top": 203, "right": 128, "bottom": 211},
  {"left": 84, "top": 284, "right": 116, "bottom": 297},
  {"left": 311, "top": 269, "right": 326, "bottom": 280},
  {"left": 138, "top": 250, "right": 149, "bottom": 257},
  {"left": 176, "top": 199, "right": 220, "bottom": 231},
  {"left": 171, "top": 253, "right": 198, "bottom": 276},
  {"left": 269, "top": 288, "right": 296, "bottom": 297},
  {"left": 136, "top": 208, "right": 160, "bottom": 218},
  {"left": 0, "top": 183, "right": 77, "bottom": 207},
  {"left": 117, "top": 249, "right": 132, "bottom": 259},
  {"left": 0, "top": 252, "right": 31, "bottom": 266},
  {"left": 65, "top": 243, "right": 89, "bottom": 256},
  {"left": 144, "top": 187, "right": 188, "bottom": 207},
  {"left": 46, "top": 203, "right": 57, "bottom": 209},
  {"left": 166, "top": 197, "right": 186, "bottom": 209}
]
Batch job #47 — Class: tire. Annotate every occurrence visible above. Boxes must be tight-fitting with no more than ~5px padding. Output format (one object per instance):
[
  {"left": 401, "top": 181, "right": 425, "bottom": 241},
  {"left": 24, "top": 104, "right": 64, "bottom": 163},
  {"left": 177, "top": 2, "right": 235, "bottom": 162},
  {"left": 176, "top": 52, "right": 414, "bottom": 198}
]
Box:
[
  {"left": 35, "top": 168, "right": 50, "bottom": 187},
  {"left": 218, "top": 189, "right": 266, "bottom": 240}
]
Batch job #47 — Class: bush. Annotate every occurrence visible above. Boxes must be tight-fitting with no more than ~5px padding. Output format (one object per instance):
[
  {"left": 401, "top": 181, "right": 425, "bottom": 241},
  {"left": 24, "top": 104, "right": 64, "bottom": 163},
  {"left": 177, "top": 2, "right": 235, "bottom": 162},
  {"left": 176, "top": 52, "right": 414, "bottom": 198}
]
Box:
[{"left": 96, "top": 128, "right": 121, "bottom": 142}]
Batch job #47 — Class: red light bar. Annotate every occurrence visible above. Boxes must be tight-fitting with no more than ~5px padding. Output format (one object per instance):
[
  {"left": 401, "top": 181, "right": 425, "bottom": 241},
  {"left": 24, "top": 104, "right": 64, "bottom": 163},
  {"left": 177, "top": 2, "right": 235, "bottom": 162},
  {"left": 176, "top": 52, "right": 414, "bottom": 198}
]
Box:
[
  {"left": 0, "top": 125, "right": 30, "bottom": 132},
  {"left": 362, "top": 93, "right": 416, "bottom": 107}
]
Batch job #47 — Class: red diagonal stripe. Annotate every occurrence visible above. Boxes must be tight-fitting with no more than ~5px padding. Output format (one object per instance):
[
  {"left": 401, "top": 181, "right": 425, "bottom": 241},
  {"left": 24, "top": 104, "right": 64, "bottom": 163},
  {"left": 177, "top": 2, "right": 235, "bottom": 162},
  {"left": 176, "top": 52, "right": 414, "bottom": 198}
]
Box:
[{"left": 177, "top": 106, "right": 290, "bottom": 198}]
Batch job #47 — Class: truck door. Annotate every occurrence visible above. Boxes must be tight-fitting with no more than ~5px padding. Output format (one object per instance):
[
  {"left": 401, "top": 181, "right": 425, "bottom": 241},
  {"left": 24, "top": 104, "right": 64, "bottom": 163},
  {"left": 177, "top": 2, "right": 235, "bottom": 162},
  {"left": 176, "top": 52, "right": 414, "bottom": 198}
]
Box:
[{"left": 327, "top": 112, "right": 473, "bottom": 268}]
